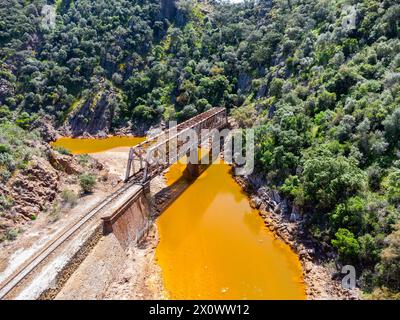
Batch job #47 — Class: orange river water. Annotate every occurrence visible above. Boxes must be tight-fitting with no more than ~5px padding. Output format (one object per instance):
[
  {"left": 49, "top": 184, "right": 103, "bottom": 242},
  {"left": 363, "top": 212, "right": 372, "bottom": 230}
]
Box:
[
  {"left": 52, "top": 137, "right": 306, "bottom": 299},
  {"left": 51, "top": 136, "right": 146, "bottom": 154},
  {"left": 157, "top": 160, "right": 306, "bottom": 299}
]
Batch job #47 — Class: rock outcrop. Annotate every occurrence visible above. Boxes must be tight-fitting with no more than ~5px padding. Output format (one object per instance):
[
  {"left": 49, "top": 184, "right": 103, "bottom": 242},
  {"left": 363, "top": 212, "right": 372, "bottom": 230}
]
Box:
[
  {"left": 160, "top": 0, "right": 177, "bottom": 21},
  {"left": 9, "top": 157, "right": 60, "bottom": 221},
  {"left": 67, "top": 90, "right": 117, "bottom": 137},
  {"left": 32, "top": 115, "right": 59, "bottom": 142},
  {"left": 0, "top": 77, "right": 15, "bottom": 105},
  {"left": 48, "top": 150, "right": 81, "bottom": 175}
]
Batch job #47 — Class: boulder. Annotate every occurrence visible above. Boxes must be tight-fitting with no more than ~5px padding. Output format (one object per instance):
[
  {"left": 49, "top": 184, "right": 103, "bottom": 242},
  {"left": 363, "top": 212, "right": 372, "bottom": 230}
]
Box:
[
  {"left": 237, "top": 72, "right": 251, "bottom": 92},
  {"left": 48, "top": 151, "right": 81, "bottom": 174},
  {"left": 304, "top": 262, "right": 313, "bottom": 273},
  {"left": 268, "top": 105, "right": 276, "bottom": 119},
  {"left": 89, "top": 157, "right": 104, "bottom": 171},
  {"left": 274, "top": 201, "right": 281, "bottom": 214},
  {"left": 12, "top": 205, "right": 40, "bottom": 220},
  {"left": 289, "top": 206, "right": 301, "bottom": 222},
  {"left": 249, "top": 196, "right": 262, "bottom": 209},
  {"left": 96, "top": 131, "right": 108, "bottom": 138},
  {"left": 299, "top": 249, "right": 310, "bottom": 260},
  {"left": 267, "top": 189, "right": 281, "bottom": 204},
  {"left": 32, "top": 116, "right": 58, "bottom": 142},
  {"left": 256, "top": 187, "right": 268, "bottom": 200}
]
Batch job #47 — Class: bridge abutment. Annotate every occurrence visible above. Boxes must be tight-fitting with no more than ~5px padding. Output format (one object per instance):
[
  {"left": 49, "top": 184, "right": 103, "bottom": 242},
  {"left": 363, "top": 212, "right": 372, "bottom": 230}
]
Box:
[{"left": 101, "top": 185, "right": 151, "bottom": 248}]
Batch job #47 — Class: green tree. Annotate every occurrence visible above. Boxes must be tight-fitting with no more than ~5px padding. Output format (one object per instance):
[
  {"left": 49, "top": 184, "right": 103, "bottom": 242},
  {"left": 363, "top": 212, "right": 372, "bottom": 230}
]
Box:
[
  {"left": 269, "top": 78, "right": 284, "bottom": 98},
  {"left": 301, "top": 156, "right": 365, "bottom": 211},
  {"left": 384, "top": 169, "right": 400, "bottom": 206},
  {"left": 332, "top": 228, "right": 360, "bottom": 263},
  {"left": 376, "top": 223, "right": 400, "bottom": 291},
  {"left": 383, "top": 108, "right": 400, "bottom": 148},
  {"left": 330, "top": 196, "right": 366, "bottom": 234},
  {"left": 317, "top": 90, "right": 336, "bottom": 112}
]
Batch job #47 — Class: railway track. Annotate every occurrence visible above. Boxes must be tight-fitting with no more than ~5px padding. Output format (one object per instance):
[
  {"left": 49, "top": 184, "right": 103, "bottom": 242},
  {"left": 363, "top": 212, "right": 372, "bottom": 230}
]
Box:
[{"left": 0, "top": 178, "right": 141, "bottom": 300}]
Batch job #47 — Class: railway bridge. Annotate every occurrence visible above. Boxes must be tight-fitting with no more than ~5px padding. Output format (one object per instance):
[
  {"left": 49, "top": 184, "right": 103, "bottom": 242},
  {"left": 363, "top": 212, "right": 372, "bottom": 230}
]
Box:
[{"left": 102, "top": 107, "right": 228, "bottom": 247}]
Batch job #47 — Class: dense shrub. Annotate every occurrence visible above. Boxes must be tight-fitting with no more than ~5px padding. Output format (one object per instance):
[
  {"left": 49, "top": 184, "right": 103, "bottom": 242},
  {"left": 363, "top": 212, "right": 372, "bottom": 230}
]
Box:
[
  {"left": 0, "top": 122, "right": 40, "bottom": 182},
  {"left": 61, "top": 189, "right": 78, "bottom": 208},
  {"left": 79, "top": 173, "right": 97, "bottom": 194},
  {"left": 301, "top": 156, "right": 366, "bottom": 211},
  {"left": 332, "top": 228, "right": 360, "bottom": 264}
]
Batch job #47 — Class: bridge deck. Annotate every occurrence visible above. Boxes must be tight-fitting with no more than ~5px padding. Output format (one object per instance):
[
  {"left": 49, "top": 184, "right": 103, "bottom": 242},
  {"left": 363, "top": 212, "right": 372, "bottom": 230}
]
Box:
[{"left": 125, "top": 107, "right": 227, "bottom": 183}]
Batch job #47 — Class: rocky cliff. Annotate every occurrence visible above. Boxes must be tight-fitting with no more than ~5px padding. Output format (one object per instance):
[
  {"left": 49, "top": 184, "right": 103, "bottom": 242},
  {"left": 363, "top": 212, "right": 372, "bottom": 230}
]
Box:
[{"left": 66, "top": 89, "right": 118, "bottom": 137}]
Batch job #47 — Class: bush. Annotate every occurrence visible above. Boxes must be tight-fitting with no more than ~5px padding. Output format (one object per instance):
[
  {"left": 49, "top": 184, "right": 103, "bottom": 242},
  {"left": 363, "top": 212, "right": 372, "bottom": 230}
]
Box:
[
  {"left": 0, "top": 144, "right": 11, "bottom": 154},
  {"left": 317, "top": 90, "right": 336, "bottom": 112},
  {"left": 384, "top": 169, "right": 400, "bottom": 206},
  {"left": 383, "top": 108, "right": 400, "bottom": 148},
  {"left": 332, "top": 228, "right": 360, "bottom": 263},
  {"left": 177, "top": 104, "right": 198, "bottom": 121},
  {"left": 231, "top": 104, "right": 257, "bottom": 128},
  {"left": 0, "top": 105, "right": 12, "bottom": 120},
  {"left": 369, "top": 287, "right": 400, "bottom": 300},
  {"left": 132, "top": 104, "right": 157, "bottom": 123},
  {"left": 61, "top": 189, "right": 78, "bottom": 208},
  {"left": 6, "top": 228, "right": 19, "bottom": 241},
  {"left": 0, "top": 195, "right": 13, "bottom": 210},
  {"left": 376, "top": 223, "right": 400, "bottom": 291},
  {"left": 15, "top": 112, "right": 35, "bottom": 129},
  {"left": 54, "top": 146, "right": 72, "bottom": 155},
  {"left": 48, "top": 201, "right": 61, "bottom": 222},
  {"left": 301, "top": 156, "right": 366, "bottom": 211},
  {"left": 77, "top": 154, "right": 90, "bottom": 166},
  {"left": 329, "top": 196, "right": 366, "bottom": 234},
  {"left": 0, "top": 122, "right": 40, "bottom": 182},
  {"left": 280, "top": 175, "right": 304, "bottom": 204},
  {"left": 79, "top": 173, "right": 97, "bottom": 194},
  {"left": 269, "top": 78, "right": 284, "bottom": 98}
]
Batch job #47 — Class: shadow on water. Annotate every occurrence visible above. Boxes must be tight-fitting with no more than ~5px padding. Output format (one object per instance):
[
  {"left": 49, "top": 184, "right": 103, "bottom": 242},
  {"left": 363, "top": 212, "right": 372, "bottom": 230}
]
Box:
[{"left": 152, "top": 151, "right": 220, "bottom": 220}]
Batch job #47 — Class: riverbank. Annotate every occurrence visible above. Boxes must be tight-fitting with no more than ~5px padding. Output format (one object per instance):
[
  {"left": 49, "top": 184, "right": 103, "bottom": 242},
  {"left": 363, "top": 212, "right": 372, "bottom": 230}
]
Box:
[
  {"left": 60, "top": 151, "right": 306, "bottom": 300},
  {"left": 234, "top": 175, "right": 361, "bottom": 300}
]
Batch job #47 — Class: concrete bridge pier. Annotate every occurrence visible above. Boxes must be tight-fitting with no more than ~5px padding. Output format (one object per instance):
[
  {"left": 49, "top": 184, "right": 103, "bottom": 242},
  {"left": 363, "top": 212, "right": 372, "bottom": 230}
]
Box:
[
  {"left": 183, "top": 162, "right": 200, "bottom": 180},
  {"left": 183, "top": 150, "right": 200, "bottom": 180}
]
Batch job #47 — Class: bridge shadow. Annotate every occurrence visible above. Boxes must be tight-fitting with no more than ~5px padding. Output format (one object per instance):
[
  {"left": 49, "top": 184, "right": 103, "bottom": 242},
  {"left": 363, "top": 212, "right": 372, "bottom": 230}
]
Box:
[{"left": 151, "top": 151, "right": 220, "bottom": 219}]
